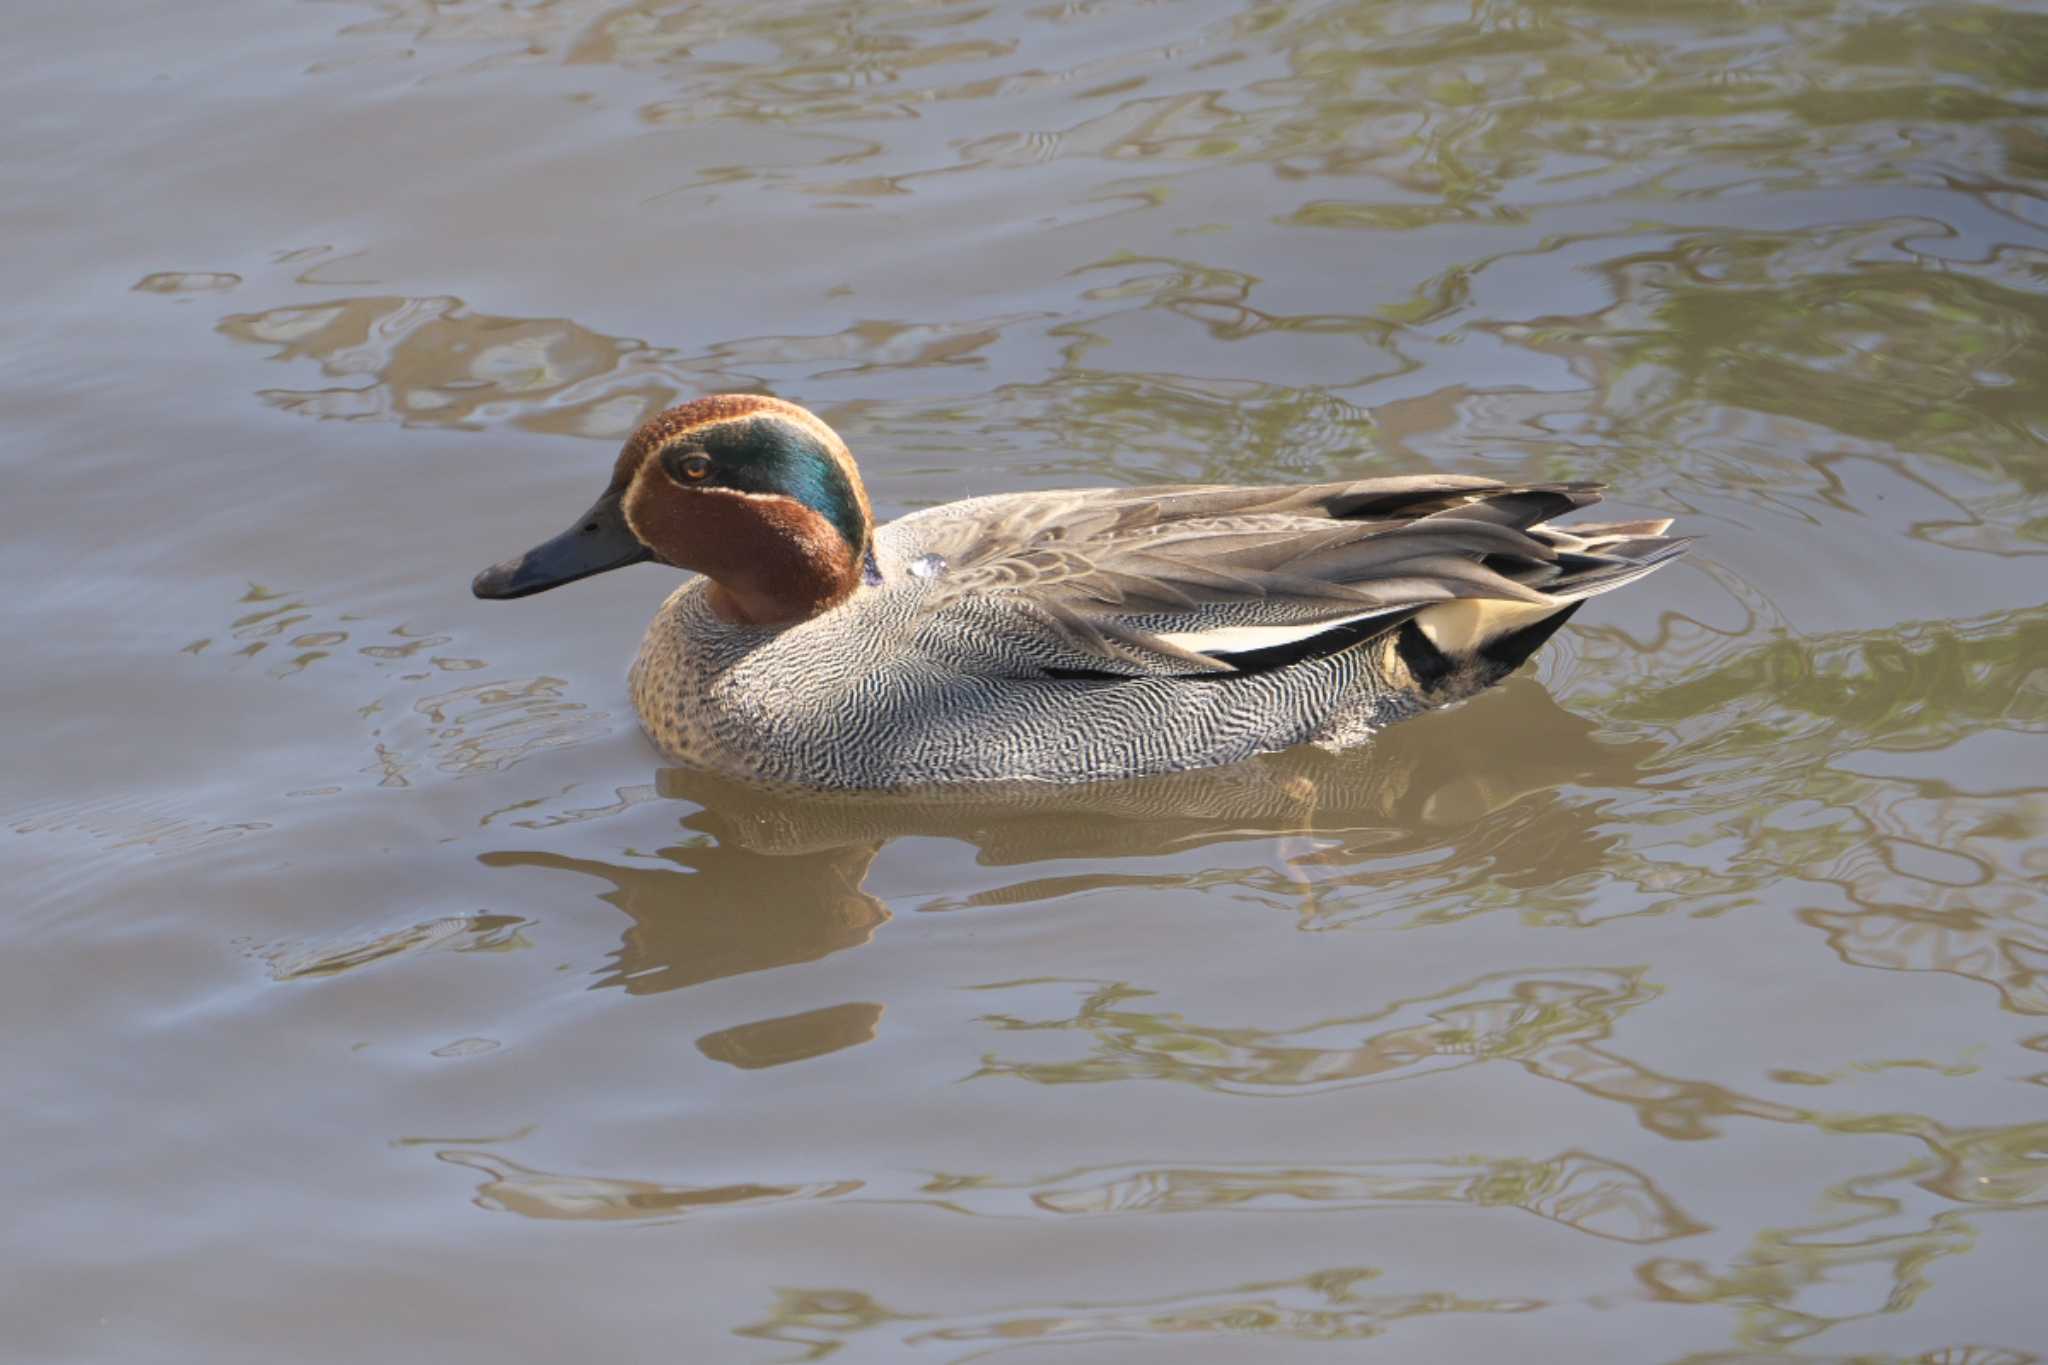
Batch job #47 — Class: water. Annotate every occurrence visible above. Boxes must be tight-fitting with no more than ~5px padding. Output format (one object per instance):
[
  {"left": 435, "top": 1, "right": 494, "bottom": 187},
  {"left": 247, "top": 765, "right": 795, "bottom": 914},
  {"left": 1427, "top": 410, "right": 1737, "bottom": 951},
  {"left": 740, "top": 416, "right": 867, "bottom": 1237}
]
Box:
[{"left": 5, "top": 1, "right": 2045, "bottom": 1360}]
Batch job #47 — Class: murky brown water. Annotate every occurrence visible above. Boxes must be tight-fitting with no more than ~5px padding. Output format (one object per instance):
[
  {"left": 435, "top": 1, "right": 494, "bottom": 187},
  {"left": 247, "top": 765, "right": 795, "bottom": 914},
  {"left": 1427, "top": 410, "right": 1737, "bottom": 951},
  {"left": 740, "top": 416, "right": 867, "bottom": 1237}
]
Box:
[{"left": 7, "top": 1, "right": 2047, "bottom": 1359}]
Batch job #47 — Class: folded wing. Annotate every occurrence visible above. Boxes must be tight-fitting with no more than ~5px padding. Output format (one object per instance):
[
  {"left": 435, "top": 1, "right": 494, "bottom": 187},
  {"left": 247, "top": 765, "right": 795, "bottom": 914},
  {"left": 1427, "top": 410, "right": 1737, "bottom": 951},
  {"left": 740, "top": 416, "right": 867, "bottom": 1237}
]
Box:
[{"left": 912, "top": 477, "right": 1687, "bottom": 679}]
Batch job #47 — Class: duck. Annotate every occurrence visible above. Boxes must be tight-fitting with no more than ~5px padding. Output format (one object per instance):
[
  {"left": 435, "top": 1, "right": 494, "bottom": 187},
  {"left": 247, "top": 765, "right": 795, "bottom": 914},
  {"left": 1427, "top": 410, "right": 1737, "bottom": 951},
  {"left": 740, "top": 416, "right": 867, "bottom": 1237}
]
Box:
[{"left": 473, "top": 394, "right": 1686, "bottom": 790}]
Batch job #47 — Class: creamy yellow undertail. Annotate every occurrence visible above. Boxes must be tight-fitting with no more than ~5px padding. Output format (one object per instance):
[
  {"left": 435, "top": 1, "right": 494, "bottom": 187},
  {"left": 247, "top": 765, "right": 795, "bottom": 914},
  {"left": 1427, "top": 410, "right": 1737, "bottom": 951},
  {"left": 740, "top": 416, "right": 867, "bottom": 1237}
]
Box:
[{"left": 1414, "top": 599, "right": 1563, "bottom": 655}]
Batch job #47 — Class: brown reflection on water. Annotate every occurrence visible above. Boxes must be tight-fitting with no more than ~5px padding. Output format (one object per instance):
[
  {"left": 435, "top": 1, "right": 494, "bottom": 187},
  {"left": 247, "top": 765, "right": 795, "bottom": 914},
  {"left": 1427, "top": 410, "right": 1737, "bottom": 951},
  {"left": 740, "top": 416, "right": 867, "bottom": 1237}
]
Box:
[
  {"left": 1639, "top": 1217, "right": 1974, "bottom": 1354},
  {"left": 656, "top": 677, "right": 1655, "bottom": 915},
  {"left": 736, "top": 1269, "right": 1539, "bottom": 1359},
  {"left": 133, "top": 270, "right": 241, "bottom": 295},
  {"left": 456, "top": 677, "right": 1665, "bottom": 1012},
  {"left": 1907, "top": 1118, "right": 2048, "bottom": 1211},
  {"left": 10, "top": 797, "right": 269, "bottom": 858},
  {"left": 408, "top": 1106, "right": 2041, "bottom": 1349},
  {"left": 954, "top": 1149, "right": 1703, "bottom": 1245},
  {"left": 973, "top": 968, "right": 1652, "bottom": 1096},
  {"left": 263, "top": 912, "right": 531, "bottom": 982},
  {"left": 218, "top": 293, "right": 716, "bottom": 437},
  {"left": 969, "top": 967, "right": 1809, "bottom": 1141},
  {"left": 218, "top": 292, "right": 1044, "bottom": 438},
  {"left": 438, "top": 1149, "right": 861, "bottom": 1223},
  {"left": 968, "top": 964, "right": 2047, "bottom": 1347},
  {"left": 1780, "top": 1113, "right": 2048, "bottom": 1218},
  {"left": 478, "top": 831, "right": 888, "bottom": 996},
  {"left": 419, "top": 1143, "right": 1699, "bottom": 1241},
  {"left": 960, "top": 941, "right": 2048, "bottom": 1345},
  {"left": 1063, "top": 250, "right": 1408, "bottom": 366},
  {"left": 1802, "top": 902, "right": 2048, "bottom": 1019},
  {"left": 1639, "top": 1116, "right": 2048, "bottom": 1351},
  {"left": 696, "top": 1000, "right": 885, "bottom": 1070},
  {"left": 181, "top": 582, "right": 358, "bottom": 676}
]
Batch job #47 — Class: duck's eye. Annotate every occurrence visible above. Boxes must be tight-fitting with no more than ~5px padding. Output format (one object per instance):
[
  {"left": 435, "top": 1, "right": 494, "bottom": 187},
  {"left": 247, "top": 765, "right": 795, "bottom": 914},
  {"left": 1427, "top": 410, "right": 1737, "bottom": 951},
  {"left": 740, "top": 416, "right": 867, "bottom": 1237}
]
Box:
[{"left": 667, "top": 451, "right": 713, "bottom": 482}]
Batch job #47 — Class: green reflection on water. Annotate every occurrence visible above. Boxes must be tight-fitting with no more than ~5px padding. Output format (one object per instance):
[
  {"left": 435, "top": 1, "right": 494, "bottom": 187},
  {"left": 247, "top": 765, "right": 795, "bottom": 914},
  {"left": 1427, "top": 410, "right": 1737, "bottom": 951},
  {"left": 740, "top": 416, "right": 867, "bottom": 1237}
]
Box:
[
  {"left": 1574, "top": 607, "right": 2047, "bottom": 1014},
  {"left": 1607, "top": 239, "right": 2048, "bottom": 489}
]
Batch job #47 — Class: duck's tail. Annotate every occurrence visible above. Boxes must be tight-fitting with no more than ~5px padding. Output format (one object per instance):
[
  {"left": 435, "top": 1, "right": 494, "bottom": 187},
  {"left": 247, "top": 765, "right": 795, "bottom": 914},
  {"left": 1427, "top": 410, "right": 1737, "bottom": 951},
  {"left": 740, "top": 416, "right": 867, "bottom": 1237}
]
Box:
[{"left": 1407, "top": 513, "right": 1689, "bottom": 676}]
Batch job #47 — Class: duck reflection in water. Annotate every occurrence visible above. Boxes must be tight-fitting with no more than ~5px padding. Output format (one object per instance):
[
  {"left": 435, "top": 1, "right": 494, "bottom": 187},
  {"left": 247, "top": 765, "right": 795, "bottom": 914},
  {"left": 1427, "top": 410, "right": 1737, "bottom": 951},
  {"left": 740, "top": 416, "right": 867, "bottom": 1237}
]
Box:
[{"left": 478, "top": 676, "right": 1659, "bottom": 1017}]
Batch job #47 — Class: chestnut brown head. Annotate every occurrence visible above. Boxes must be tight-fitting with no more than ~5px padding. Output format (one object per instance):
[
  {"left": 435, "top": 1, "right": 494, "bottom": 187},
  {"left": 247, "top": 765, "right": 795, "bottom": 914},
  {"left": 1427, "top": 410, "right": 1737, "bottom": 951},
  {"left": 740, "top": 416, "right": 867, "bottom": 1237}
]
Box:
[{"left": 473, "top": 395, "right": 873, "bottom": 626}]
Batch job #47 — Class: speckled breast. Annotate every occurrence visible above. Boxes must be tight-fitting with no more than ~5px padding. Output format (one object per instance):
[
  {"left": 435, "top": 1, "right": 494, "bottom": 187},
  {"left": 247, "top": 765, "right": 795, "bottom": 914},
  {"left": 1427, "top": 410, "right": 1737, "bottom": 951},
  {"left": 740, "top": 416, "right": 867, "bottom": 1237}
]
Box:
[{"left": 625, "top": 569, "right": 1422, "bottom": 790}]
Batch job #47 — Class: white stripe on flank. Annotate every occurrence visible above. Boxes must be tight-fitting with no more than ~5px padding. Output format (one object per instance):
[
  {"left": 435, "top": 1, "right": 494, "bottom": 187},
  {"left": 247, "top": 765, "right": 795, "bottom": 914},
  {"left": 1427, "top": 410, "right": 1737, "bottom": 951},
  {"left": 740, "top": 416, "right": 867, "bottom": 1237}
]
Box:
[{"left": 1154, "top": 608, "right": 1403, "bottom": 658}]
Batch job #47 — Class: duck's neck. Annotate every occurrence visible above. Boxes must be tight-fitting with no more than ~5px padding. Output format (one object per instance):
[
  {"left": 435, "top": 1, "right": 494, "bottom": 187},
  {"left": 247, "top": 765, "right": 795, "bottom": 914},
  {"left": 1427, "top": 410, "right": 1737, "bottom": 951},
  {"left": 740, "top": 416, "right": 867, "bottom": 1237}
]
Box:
[{"left": 682, "top": 492, "right": 867, "bottom": 627}]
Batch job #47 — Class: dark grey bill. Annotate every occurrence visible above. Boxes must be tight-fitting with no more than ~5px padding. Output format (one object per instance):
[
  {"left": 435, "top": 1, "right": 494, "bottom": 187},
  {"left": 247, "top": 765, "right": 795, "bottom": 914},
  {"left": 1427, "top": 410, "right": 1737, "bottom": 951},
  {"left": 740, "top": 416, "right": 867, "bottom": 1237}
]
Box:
[{"left": 472, "top": 486, "right": 652, "bottom": 600}]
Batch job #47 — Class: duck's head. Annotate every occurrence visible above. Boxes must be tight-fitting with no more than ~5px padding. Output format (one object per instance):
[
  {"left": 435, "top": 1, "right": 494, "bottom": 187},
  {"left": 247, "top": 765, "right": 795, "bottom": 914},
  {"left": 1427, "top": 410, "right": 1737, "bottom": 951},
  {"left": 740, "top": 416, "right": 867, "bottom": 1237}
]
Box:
[{"left": 471, "top": 394, "right": 872, "bottom": 626}]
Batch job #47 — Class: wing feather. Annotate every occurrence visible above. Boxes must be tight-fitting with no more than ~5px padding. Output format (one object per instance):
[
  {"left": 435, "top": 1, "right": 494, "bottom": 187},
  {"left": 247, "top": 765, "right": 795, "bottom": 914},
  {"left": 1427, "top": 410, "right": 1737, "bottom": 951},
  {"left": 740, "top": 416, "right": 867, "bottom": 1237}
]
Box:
[{"left": 905, "top": 476, "right": 1684, "bottom": 678}]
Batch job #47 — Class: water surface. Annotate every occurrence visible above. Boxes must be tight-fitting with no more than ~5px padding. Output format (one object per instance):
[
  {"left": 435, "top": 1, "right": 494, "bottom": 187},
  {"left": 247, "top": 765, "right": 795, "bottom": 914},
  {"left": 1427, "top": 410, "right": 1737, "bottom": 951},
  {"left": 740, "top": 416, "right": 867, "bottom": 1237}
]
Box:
[{"left": 4, "top": 1, "right": 2045, "bottom": 1360}]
